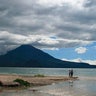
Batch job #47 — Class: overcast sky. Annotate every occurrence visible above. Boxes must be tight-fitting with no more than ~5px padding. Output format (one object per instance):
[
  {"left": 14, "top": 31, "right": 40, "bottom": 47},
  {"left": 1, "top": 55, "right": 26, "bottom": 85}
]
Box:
[{"left": 0, "top": 0, "right": 96, "bottom": 65}]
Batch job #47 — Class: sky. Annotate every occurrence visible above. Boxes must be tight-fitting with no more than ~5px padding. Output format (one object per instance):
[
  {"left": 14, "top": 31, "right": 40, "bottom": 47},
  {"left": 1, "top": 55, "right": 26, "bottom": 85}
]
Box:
[{"left": 0, "top": 0, "right": 96, "bottom": 65}]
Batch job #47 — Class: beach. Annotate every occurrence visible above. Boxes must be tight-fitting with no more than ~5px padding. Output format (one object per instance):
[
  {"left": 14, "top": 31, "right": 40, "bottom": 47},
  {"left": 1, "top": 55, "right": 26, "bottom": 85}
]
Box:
[{"left": 0, "top": 74, "right": 77, "bottom": 87}]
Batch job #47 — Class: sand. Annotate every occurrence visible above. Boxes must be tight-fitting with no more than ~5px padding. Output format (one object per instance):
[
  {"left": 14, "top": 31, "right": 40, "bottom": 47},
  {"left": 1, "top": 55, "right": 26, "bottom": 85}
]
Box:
[{"left": 0, "top": 74, "right": 78, "bottom": 86}]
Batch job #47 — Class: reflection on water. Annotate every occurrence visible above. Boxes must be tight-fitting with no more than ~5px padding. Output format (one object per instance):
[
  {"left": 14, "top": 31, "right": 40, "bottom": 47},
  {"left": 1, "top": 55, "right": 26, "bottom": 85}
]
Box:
[
  {"left": 38, "top": 79, "right": 96, "bottom": 96},
  {"left": 68, "top": 80, "right": 74, "bottom": 87}
]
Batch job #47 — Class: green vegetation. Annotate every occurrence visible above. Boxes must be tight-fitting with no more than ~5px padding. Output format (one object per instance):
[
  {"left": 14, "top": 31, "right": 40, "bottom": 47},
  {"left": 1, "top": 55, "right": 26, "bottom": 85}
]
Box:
[
  {"left": 14, "top": 79, "right": 30, "bottom": 87},
  {"left": 34, "top": 74, "right": 45, "bottom": 77}
]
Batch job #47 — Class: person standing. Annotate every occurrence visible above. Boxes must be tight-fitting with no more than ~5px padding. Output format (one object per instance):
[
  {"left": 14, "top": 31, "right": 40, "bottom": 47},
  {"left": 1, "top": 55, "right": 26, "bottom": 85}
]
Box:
[
  {"left": 70, "top": 69, "right": 73, "bottom": 77},
  {"left": 69, "top": 69, "right": 71, "bottom": 77},
  {"left": 69, "top": 69, "right": 73, "bottom": 78}
]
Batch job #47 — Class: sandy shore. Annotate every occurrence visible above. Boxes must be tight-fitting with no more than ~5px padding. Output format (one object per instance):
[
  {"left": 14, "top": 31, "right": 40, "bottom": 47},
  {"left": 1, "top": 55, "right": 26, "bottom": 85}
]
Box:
[{"left": 0, "top": 74, "right": 78, "bottom": 87}]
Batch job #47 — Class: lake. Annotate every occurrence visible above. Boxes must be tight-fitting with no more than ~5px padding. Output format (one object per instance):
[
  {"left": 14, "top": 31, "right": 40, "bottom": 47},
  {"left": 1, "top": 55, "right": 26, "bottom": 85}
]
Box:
[{"left": 0, "top": 68, "right": 96, "bottom": 96}]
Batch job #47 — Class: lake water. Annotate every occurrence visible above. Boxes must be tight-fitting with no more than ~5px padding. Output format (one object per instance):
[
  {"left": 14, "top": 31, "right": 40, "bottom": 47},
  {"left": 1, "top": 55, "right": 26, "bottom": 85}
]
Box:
[{"left": 0, "top": 68, "right": 96, "bottom": 96}]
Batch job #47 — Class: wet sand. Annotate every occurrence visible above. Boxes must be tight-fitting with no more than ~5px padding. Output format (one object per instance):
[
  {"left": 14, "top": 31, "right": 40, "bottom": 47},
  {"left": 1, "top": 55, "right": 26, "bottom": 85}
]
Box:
[{"left": 0, "top": 74, "right": 77, "bottom": 87}]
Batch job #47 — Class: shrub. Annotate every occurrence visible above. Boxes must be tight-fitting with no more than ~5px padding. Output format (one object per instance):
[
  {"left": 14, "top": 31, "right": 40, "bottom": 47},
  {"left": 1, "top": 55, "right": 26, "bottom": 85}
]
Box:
[
  {"left": 34, "top": 74, "right": 45, "bottom": 77},
  {"left": 13, "top": 79, "right": 30, "bottom": 87}
]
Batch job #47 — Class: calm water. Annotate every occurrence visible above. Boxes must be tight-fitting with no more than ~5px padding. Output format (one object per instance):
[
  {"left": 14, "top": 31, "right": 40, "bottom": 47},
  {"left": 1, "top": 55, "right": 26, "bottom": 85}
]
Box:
[{"left": 0, "top": 68, "right": 96, "bottom": 96}]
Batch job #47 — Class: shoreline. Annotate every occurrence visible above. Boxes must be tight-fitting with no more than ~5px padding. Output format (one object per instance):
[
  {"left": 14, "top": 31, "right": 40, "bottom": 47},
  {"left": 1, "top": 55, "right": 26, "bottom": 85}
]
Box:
[{"left": 0, "top": 74, "right": 78, "bottom": 90}]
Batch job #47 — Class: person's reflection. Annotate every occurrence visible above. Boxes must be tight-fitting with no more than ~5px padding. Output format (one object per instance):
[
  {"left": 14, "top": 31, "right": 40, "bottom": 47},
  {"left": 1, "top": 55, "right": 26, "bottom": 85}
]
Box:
[{"left": 69, "top": 80, "right": 73, "bottom": 87}]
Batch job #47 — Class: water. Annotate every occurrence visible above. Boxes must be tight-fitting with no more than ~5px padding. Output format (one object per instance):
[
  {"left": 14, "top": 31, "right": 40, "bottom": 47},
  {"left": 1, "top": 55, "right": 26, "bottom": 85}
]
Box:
[
  {"left": 0, "top": 67, "right": 96, "bottom": 77},
  {"left": 0, "top": 68, "right": 96, "bottom": 96}
]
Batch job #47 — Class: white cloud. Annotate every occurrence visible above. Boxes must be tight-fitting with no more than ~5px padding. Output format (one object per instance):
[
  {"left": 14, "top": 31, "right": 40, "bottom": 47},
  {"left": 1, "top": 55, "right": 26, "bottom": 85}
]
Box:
[
  {"left": 0, "top": 31, "right": 59, "bottom": 45},
  {"left": 0, "top": 31, "right": 93, "bottom": 54},
  {"left": 62, "top": 58, "right": 96, "bottom": 65},
  {"left": 0, "top": 31, "right": 60, "bottom": 54},
  {"left": 62, "top": 58, "right": 82, "bottom": 62},
  {"left": 38, "top": 0, "right": 85, "bottom": 9},
  {"left": 84, "top": 60, "right": 96, "bottom": 65},
  {"left": 38, "top": 37, "right": 59, "bottom": 45},
  {"left": 42, "top": 48, "right": 59, "bottom": 50},
  {"left": 75, "top": 47, "right": 87, "bottom": 54}
]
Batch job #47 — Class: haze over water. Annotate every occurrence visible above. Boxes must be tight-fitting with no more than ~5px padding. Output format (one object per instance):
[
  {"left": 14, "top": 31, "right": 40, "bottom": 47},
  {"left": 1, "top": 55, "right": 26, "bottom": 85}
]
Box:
[{"left": 0, "top": 68, "right": 96, "bottom": 96}]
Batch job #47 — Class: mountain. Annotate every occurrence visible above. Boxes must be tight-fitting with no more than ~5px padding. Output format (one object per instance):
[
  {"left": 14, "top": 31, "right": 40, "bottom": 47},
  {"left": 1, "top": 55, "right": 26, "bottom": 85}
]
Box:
[{"left": 0, "top": 45, "right": 95, "bottom": 68}]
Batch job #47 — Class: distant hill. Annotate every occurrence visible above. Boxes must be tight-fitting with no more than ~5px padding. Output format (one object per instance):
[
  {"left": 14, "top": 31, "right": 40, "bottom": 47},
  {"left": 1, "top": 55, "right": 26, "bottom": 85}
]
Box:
[{"left": 0, "top": 45, "right": 95, "bottom": 68}]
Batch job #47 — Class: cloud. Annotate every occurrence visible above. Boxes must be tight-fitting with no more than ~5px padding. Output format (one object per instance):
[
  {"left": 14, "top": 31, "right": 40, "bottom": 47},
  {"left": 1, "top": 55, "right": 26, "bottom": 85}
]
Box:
[
  {"left": 42, "top": 48, "right": 59, "bottom": 50},
  {"left": 62, "top": 58, "right": 96, "bottom": 65},
  {"left": 0, "top": 31, "right": 60, "bottom": 54},
  {"left": 75, "top": 47, "right": 87, "bottom": 54},
  {"left": 0, "top": 0, "right": 96, "bottom": 54}
]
